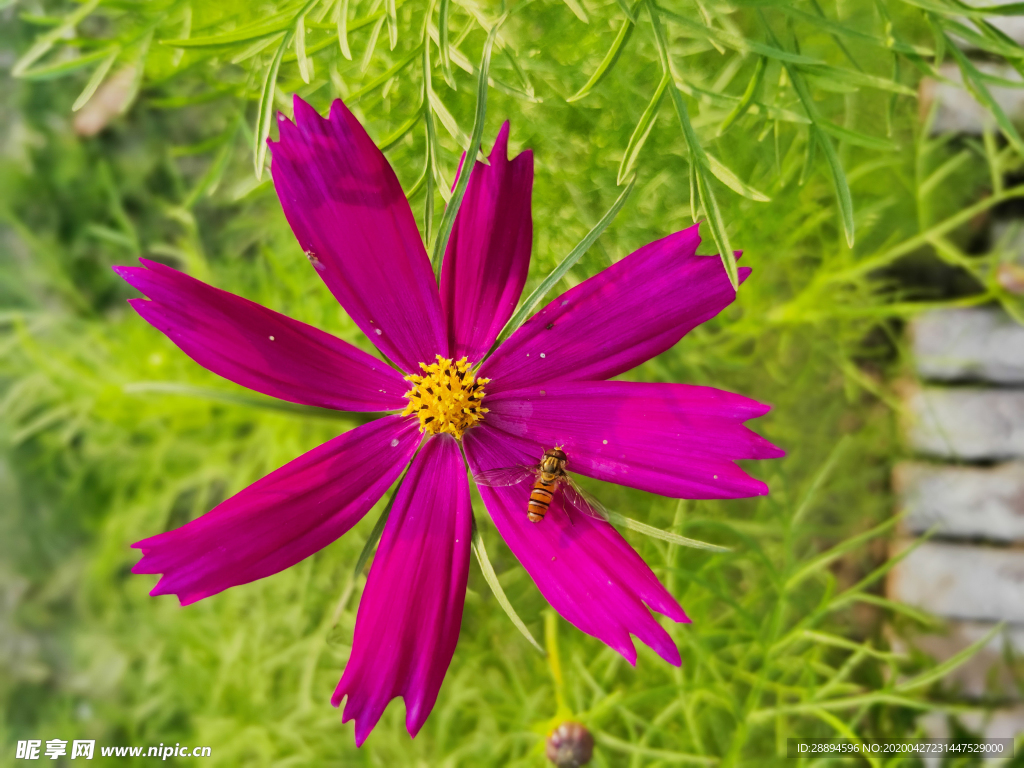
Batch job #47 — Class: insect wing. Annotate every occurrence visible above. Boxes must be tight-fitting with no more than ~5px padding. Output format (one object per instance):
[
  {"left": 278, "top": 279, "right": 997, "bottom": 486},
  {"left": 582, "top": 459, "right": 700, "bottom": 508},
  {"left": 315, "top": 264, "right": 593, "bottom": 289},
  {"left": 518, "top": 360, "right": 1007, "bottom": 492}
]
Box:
[
  {"left": 473, "top": 464, "right": 538, "bottom": 487},
  {"left": 560, "top": 475, "right": 610, "bottom": 522}
]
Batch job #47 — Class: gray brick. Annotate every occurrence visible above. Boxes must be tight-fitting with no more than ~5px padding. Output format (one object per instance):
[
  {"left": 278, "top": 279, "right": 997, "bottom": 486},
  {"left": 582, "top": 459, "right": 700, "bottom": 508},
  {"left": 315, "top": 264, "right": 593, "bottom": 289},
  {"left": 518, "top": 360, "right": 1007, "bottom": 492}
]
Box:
[
  {"left": 889, "top": 620, "right": 1024, "bottom": 700},
  {"left": 921, "top": 62, "right": 1024, "bottom": 136},
  {"left": 910, "top": 308, "right": 1024, "bottom": 384},
  {"left": 894, "top": 461, "right": 1024, "bottom": 543},
  {"left": 887, "top": 540, "right": 1024, "bottom": 623},
  {"left": 955, "top": 0, "right": 1024, "bottom": 48},
  {"left": 904, "top": 387, "right": 1024, "bottom": 460}
]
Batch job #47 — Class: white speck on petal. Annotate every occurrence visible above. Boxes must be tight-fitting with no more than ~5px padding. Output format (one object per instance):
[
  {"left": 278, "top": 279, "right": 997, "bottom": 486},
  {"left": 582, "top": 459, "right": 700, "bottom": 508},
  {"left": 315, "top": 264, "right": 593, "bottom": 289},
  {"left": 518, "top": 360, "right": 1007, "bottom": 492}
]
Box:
[
  {"left": 714, "top": 474, "right": 718, "bottom": 480},
  {"left": 390, "top": 439, "right": 399, "bottom": 447},
  {"left": 375, "top": 329, "right": 382, "bottom": 335},
  {"left": 268, "top": 335, "right": 275, "bottom": 341},
  {"left": 540, "top": 352, "right": 546, "bottom": 358},
  {"left": 561, "top": 300, "right": 569, "bottom": 306},
  {"left": 602, "top": 440, "right": 608, "bottom": 445}
]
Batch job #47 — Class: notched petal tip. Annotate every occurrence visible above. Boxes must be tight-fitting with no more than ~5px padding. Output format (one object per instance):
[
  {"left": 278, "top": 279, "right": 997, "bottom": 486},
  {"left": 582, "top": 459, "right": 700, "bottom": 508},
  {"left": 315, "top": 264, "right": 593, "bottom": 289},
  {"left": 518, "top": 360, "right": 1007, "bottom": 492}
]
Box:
[
  {"left": 641, "top": 625, "right": 682, "bottom": 667},
  {"left": 352, "top": 719, "right": 373, "bottom": 748},
  {"left": 663, "top": 602, "right": 691, "bottom": 625},
  {"left": 328, "top": 97, "right": 355, "bottom": 125},
  {"left": 336, "top": 693, "right": 387, "bottom": 748},
  {"left": 678, "top": 227, "right": 703, "bottom": 255},
  {"left": 744, "top": 398, "right": 774, "bottom": 420},
  {"left": 513, "top": 147, "right": 534, "bottom": 167},
  {"left": 269, "top": 113, "right": 298, "bottom": 151},
  {"left": 148, "top": 575, "right": 174, "bottom": 597},
  {"left": 175, "top": 591, "right": 206, "bottom": 607},
  {"left": 115, "top": 258, "right": 178, "bottom": 292},
  {"left": 113, "top": 263, "right": 157, "bottom": 295},
  {"left": 293, "top": 94, "right": 325, "bottom": 128},
  {"left": 136, "top": 256, "right": 168, "bottom": 272},
  {"left": 621, "top": 643, "right": 639, "bottom": 667},
  {"left": 404, "top": 699, "right": 430, "bottom": 739},
  {"left": 489, "top": 120, "right": 511, "bottom": 161}
]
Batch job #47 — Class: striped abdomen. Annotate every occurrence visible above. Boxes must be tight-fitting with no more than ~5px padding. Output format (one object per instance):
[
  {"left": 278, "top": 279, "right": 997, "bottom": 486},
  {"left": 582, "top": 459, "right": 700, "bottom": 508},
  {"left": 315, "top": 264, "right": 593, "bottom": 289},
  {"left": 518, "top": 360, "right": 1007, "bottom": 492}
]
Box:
[{"left": 527, "top": 474, "right": 558, "bottom": 522}]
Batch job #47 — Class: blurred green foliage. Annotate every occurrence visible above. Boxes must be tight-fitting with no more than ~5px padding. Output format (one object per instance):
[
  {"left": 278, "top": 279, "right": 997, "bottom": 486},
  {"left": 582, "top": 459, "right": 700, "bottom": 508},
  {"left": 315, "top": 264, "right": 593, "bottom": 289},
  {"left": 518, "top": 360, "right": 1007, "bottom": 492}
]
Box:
[{"left": 2, "top": 0, "right": 1024, "bottom": 764}]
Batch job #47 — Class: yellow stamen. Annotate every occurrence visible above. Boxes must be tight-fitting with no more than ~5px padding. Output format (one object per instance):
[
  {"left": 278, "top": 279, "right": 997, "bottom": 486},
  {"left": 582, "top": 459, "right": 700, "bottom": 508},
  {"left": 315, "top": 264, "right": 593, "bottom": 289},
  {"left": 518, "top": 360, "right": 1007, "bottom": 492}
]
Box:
[{"left": 401, "top": 355, "right": 489, "bottom": 439}]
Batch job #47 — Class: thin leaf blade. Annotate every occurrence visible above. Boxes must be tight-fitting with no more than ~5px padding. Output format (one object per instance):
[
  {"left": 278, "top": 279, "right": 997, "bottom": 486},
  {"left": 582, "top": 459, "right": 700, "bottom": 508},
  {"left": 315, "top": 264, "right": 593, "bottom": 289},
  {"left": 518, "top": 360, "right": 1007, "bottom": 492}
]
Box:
[
  {"left": 429, "top": 17, "right": 504, "bottom": 276},
  {"left": 705, "top": 152, "right": 771, "bottom": 202},
  {"left": 254, "top": 32, "right": 291, "bottom": 179},
  {"left": 603, "top": 509, "right": 732, "bottom": 552},
  {"left": 617, "top": 73, "right": 669, "bottom": 185},
  {"left": 72, "top": 49, "right": 119, "bottom": 112},
  {"left": 438, "top": 0, "right": 456, "bottom": 87},
  {"left": 336, "top": 0, "right": 352, "bottom": 59},
  {"left": 568, "top": 7, "right": 637, "bottom": 102}
]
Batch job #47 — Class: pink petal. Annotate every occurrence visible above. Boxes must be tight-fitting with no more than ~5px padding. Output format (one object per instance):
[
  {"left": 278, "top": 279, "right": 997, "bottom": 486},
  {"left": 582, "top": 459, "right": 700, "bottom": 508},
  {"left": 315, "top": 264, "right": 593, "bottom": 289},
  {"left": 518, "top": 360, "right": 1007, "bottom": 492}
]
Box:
[
  {"left": 133, "top": 415, "right": 419, "bottom": 605},
  {"left": 269, "top": 96, "right": 447, "bottom": 372},
  {"left": 115, "top": 259, "right": 408, "bottom": 412},
  {"left": 334, "top": 434, "right": 471, "bottom": 746},
  {"left": 479, "top": 225, "right": 747, "bottom": 391},
  {"left": 440, "top": 122, "right": 533, "bottom": 362},
  {"left": 464, "top": 426, "right": 687, "bottom": 666},
  {"left": 482, "top": 380, "right": 782, "bottom": 499}
]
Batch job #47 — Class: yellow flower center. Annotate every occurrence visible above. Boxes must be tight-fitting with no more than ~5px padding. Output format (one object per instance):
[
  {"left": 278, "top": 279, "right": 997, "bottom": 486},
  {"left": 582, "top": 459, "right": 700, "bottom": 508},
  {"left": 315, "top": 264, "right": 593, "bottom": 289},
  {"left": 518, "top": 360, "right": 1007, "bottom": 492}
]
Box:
[{"left": 401, "top": 355, "right": 489, "bottom": 439}]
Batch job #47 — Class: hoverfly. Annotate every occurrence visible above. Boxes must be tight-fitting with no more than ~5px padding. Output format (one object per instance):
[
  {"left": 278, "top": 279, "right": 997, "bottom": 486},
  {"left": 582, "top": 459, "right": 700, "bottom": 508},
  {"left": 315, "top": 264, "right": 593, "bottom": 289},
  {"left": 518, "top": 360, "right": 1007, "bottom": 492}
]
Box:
[{"left": 474, "top": 447, "right": 608, "bottom": 524}]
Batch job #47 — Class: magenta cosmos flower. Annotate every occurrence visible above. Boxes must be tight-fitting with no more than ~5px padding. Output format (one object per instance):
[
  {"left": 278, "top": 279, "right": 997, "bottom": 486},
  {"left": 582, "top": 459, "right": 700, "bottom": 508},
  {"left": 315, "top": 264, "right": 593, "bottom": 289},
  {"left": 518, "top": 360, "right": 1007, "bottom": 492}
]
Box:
[{"left": 114, "top": 95, "right": 782, "bottom": 746}]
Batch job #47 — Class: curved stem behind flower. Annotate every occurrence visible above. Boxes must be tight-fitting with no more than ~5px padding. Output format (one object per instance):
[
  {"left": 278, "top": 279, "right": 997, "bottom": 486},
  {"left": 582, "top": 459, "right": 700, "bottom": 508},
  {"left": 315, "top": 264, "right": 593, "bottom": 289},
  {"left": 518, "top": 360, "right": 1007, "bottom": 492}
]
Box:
[
  {"left": 544, "top": 610, "right": 573, "bottom": 723},
  {"left": 470, "top": 511, "right": 544, "bottom": 654},
  {"left": 352, "top": 468, "right": 408, "bottom": 576},
  {"left": 481, "top": 175, "right": 636, "bottom": 364},
  {"left": 428, "top": 15, "right": 506, "bottom": 278}
]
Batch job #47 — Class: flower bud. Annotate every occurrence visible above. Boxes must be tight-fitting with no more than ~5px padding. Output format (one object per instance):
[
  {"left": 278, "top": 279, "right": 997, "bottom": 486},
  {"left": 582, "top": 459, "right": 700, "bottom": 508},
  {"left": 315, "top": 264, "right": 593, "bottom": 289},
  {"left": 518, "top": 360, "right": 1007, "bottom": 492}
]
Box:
[
  {"left": 546, "top": 721, "right": 594, "bottom": 767},
  {"left": 997, "top": 262, "right": 1024, "bottom": 295}
]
